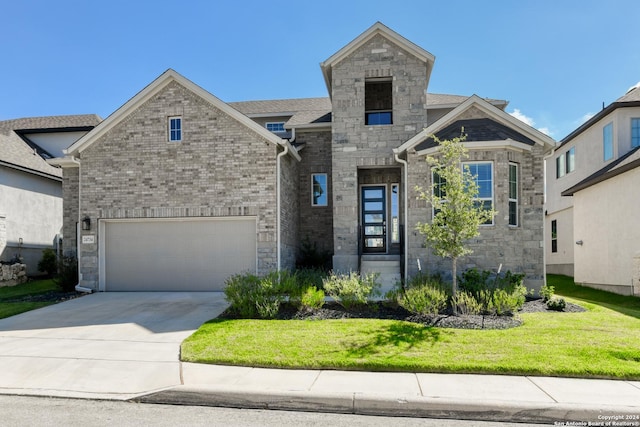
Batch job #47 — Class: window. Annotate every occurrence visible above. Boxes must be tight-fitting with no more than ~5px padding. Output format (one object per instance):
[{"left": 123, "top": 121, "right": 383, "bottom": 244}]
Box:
[
  {"left": 391, "top": 184, "right": 399, "bottom": 244},
  {"left": 365, "top": 79, "right": 392, "bottom": 125},
  {"left": 603, "top": 122, "right": 613, "bottom": 161},
  {"left": 169, "top": 117, "right": 182, "bottom": 142},
  {"left": 632, "top": 118, "right": 640, "bottom": 148},
  {"left": 508, "top": 163, "right": 518, "bottom": 227},
  {"left": 266, "top": 122, "right": 285, "bottom": 133},
  {"left": 551, "top": 220, "right": 558, "bottom": 253},
  {"left": 556, "top": 147, "right": 575, "bottom": 178},
  {"left": 466, "top": 162, "right": 494, "bottom": 225},
  {"left": 431, "top": 170, "right": 446, "bottom": 218},
  {"left": 311, "top": 174, "right": 328, "bottom": 206}
]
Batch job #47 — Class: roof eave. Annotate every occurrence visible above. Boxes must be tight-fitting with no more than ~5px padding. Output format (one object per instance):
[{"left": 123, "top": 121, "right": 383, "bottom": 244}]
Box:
[{"left": 560, "top": 100, "right": 640, "bottom": 147}]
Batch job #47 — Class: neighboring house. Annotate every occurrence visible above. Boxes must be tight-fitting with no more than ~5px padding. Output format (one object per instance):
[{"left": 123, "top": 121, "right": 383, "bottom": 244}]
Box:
[
  {"left": 0, "top": 115, "right": 100, "bottom": 274},
  {"left": 50, "top": 22, "right": 554, "bottom": 293},
  {"left": 546, "top": 84, "right": 640, "bottom": 295}
]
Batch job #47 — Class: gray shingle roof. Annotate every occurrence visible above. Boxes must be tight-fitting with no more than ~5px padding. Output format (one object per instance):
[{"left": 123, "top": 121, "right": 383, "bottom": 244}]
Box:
[
  {"left": 0, "top": 114, "right": 101, "bottom": 179},
  {"left": 616, "top": 84, "right": 640, "bottom": 102},
  {"left": 427, "top": 93, "right": 508, "bottom": 109}
]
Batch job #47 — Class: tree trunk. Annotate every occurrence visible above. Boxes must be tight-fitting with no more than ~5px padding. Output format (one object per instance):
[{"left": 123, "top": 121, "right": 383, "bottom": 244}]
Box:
[{"left": 452, "top": 256, "right": 458, "bottom": 315}]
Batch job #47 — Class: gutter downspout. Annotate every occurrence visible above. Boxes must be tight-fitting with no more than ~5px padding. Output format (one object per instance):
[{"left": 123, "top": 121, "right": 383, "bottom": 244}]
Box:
[
  {"left": 276, "top": 144, "right": 290, "bottom": 272},
  {"left": 394, "top": 152, "right": 409, "bottom": 281},
  {"left": 69, "top": 157, "right": 92, "bottom": 293}
]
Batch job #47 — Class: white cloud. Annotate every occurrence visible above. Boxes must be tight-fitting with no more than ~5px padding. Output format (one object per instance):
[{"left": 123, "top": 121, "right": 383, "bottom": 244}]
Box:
[
  {"left": 509, "top": 109, "right": 554, "bottom": 137},
  {"left": 509, "top": 109, "right": 535, "bottom": 126}
]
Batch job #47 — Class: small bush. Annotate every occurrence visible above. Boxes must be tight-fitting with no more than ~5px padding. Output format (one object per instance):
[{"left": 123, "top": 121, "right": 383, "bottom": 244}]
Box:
[
  {"left": 540, "top": 284, "right": 555, "bottom": 302},
  {"left": 323, "top": 271, "right": 380, "bottom": 310},
  {"left": 55, "top": 254, "right": 78, "bottom": 292},
  {"left": 490, "top": 285, "right": 528, "bottom": 316},
  {"left": 452, "top": 291, "right": 482, "bottom": 315},
  {"left": 398, "top": 284, "right": 448, "bottom": 315},
  {"left": 301, "top": 286, "right": 325, "bottom": 310},
  {"left": 459, "top": 268, "right": 528, "bottom": 315},
  {"left": 296, "top": 268, "right": 327, "bottom": 292},
  {"left": 224, "top": 273, "right": 262, "bottom": 318},
  {"left": 37, "top": 248, "right": 57, "bottom": 277},
  {"left": 547, "top": 297, "right": 566, "bottom": 311}
]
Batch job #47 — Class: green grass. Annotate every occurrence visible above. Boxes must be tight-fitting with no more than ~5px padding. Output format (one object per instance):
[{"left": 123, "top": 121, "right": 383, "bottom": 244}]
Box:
[
  {"left": 182, "top": 275, "right": 640, "bottom": 379},
  {"left": 0, "top": 279, "right": 59, "bottom": 319}
]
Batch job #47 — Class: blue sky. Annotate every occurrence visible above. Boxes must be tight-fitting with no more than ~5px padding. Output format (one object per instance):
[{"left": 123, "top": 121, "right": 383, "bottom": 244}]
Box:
[{"left": 2, "top": 0, "right": 639, "bottom": 140}]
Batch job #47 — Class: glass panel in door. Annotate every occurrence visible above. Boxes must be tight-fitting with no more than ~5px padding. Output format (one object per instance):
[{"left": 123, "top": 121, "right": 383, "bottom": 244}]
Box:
[{"left": 362, "top": 186, "right": 386, "bottom": 253}]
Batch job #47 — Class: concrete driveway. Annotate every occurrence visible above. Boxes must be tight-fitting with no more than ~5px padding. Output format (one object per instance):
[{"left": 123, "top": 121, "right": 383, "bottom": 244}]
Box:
[{"left": 0, "top": 292, "right": 228, "bottom": 399}]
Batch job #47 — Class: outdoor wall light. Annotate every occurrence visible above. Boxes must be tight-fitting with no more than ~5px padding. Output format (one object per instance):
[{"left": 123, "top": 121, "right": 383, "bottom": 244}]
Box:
[
  {"left": 82, "top": 216, "right": 91, "bottom": 231},
  {"left": 576, "top": 240, "right": 583, "bottom": 246}
]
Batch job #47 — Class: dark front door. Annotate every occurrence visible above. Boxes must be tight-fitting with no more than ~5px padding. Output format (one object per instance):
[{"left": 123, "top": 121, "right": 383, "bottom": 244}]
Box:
[{"left": 361, "top": 186, "right": 386, "bottom": 253}]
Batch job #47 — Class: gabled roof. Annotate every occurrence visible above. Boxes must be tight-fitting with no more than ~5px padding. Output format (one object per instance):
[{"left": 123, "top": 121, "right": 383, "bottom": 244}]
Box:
[
  {"left": 395, "top": 95, "right": 556, "bottom": 154},
  {"left": 320, "top": 22, "right": 435, "bottom": 97},
  {"left": 559, "top": 85, "right": 640, "bottom": 147},
  {"left": 64, "top": 69, "right": 300, "bottom": 161},
  {"left": 562, "top": 146, "right": 640, "bottom": 196},
  {"left": 0, "top": 114, "right": 100, "bottom": 180},
  {"left": 427, "top": 93, "right": 508, "bottom": 110}
]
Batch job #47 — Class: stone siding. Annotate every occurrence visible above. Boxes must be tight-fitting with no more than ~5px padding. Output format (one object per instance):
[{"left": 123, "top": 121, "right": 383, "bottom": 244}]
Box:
[
  {"left": 279, "top": 152, "right": 299, "bottom": 270},
  {"left": 406, "top": 144, "right": 546, "bottom": 292},
  {"left": 331, "top": 33, "right": 428, "bottom": 271},
  {"left": 0, "top": 263, "right": 27, "bottom": 287},
  {"left": 296, "top": 130, "right": 333, "bottom": 256},
  {"left": 76, "top": 80, "right": 281, "bottom": 289},
  {"left": 62, "top": 167, "right": 79, "bottom": 256}
]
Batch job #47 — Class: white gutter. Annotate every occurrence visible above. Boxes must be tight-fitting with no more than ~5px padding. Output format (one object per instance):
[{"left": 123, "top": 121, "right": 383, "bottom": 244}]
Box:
[
  {"left": 276, "top": 144, "right": 289, "bottom": 271},
  {"left": 68, "top": 156, "right": 86, "bottom": 292},
  {"left": 394, "top": 152, "right": 409, "bottom": 281}
]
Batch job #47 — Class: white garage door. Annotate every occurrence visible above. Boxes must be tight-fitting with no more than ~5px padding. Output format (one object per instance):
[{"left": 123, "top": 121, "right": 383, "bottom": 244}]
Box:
[{"left": 102, "top": 218, "right": 256, "bottom": 291}]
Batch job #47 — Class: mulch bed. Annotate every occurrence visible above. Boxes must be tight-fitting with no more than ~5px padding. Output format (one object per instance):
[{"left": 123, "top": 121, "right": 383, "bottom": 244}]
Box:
[
  {"left": 4, "top": 290, "right": 85, "bottom": 303},
  {"left": 221, "top": 298, "right": 586, "bottom": 330}
]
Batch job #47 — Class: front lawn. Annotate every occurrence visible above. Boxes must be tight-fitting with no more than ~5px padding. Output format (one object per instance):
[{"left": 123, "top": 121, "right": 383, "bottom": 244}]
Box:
[
  {"left": 181, "top": 275, "right": 640, "bottom": 379},
  {"left": 0, "top": 279, "right": 61, "bottom": 319}
]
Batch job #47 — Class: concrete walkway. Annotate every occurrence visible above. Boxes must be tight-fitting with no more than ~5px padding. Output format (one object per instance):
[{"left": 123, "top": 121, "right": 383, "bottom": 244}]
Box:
[{"left": 1, "top": 294, "right": 638, "bottom": 423}]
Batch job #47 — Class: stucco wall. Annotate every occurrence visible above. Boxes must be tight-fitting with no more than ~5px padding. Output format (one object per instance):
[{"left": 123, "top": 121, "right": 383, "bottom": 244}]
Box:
[
  {"left": 573, "top": 167, "right": 640, "bottom": 295},
  {"left": 74, "top": 80, "right": 282, "bottom": 289},
  {"left": 0, "top": 166, "right": 62, "bottom": 274}
]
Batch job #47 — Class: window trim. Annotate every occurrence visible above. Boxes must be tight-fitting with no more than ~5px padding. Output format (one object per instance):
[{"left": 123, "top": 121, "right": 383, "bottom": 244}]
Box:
[
  {"left": 632, "top": 118, "right": 640, "bottom": 148},
  {"left": 556, "top": 146, "right": 576, "bottom": 178},
  {"left": 266, "top": 122, "right": 285, "bottom": 133},
  {"left": 168, "top": 116, "right": 182, "bottom": 142},
  {"left": 311, "top": 173, "right": 328, "bottom": 207},
  {"left": 508, "top": 162, "right": 518, "bottom": 227},
  {"left": 391, "top": 183, "right": 400, "bottom": 244},
  {"left": 603, "top": 122, "right": 613, "bottom": 161},
  {"left": 464, "top": 161, "right": 494, "bottom": 226},
  {"left": 551, "top": 219, "right": 558, "bottom": 253}
]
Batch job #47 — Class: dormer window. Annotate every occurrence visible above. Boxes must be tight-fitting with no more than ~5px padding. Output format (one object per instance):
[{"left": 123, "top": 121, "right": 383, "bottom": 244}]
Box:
[
  {"left": 266, "top": 122, "right": 285, "bottom": 133},
  {"left": 169, "top": 117, "right": 182, "bottom": 142},
  {"left": 365, "top": 79, "right": 392, "bottom": 125}
]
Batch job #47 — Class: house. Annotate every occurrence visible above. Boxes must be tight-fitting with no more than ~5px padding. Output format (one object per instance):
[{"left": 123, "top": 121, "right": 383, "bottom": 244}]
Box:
[
  {"left": 50, "top": 22, "right": 554, "bottom": 293},
  {"left": 546, "top": 84, "right": 640, "bottom": 295},
  {"left": 0, "top": 115, "right": 100, "bottom": 274}
]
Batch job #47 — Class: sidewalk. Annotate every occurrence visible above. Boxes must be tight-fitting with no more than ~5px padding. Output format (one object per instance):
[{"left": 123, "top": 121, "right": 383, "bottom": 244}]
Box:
[{"left": 138, "top": 363, "right": 640, "bottom": 424}]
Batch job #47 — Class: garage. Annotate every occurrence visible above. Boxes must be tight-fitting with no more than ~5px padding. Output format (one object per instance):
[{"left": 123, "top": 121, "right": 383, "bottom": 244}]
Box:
[{"left": 100, "top": 217, "right": 257, "bottom": 291}]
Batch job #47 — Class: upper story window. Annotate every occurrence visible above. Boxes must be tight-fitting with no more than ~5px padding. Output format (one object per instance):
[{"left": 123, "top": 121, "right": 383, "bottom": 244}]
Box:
[
  {"left": 465, "top": 162, "right": 494, "bottom": 225},
  {"left": 556, "top": 147, "right": 575, "bottom": 178},
  {"left": 632, "top": 118, "right": 640, "bottom": 148},
  {"left": 169, "top": 117, "right": 182, "bottom": 142},
  {"left": 365, "top": 79, "right": 392, "bottom": 125},
  {"left": 603, "top": 122, "right": 613, "bottom": 161},
  {"left": 266, "top": 122, "right": 285, "bottom": 133}
]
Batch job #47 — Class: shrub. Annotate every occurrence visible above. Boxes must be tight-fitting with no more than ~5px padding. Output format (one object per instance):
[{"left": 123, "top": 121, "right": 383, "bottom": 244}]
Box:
[
  {"left": 55, "top": 254, "right": 78, "bottom": 292},
  {"left": 296, "top": 238, "right": 332, "bottom": 270},
  {"left": 547, "top": 297, "right": 566, "bottom": 311},
  {"left": 398, "top": 284, "right": 448, "bottom": 315},
  {"left": 301, "top": 286, "right": 325, "bottom": 310},
  {"left": 224, "top": 273, "right": 262, "bottom": 318},
  {"left": 296, "top": 268, "right": 327, "bottom": 292},
  {"left": 540, "top": 284, "right": 555, "bottom": 302},
  {"left": 323, "top": 271, "right": 380, "bottom": 310},
  {"left": 459, "top": 268, "right": 528, "bottom": 315},
  {"left": 37, "top": 248, "right": 57, "bottom": 277},
  {"left": 452, "top": 291, "right": 482, "bottom": 315},
  {"left": 489, "top": 285, "right": 528, "bottom": 315}
]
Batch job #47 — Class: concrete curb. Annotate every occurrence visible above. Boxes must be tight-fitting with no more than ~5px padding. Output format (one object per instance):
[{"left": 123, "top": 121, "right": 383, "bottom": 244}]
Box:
[{"left": 135, "top": 385, "right": 640, "bottom": 424}]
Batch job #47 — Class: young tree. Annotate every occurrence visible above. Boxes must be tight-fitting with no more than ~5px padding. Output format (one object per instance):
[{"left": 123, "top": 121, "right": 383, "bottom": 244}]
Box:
[{"left": 416, "top": 135, "right": 496, "bottom": 310}]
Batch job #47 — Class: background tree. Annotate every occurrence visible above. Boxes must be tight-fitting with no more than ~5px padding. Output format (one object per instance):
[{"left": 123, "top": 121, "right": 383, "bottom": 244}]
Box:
[{"left": 416, "top": 135, "right": 496, "bottom": 309}]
